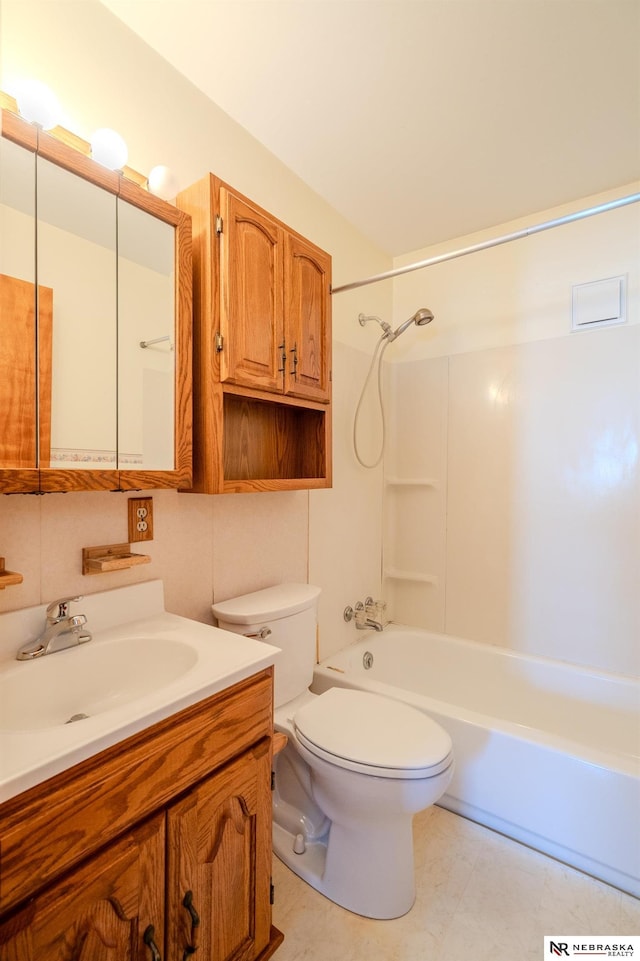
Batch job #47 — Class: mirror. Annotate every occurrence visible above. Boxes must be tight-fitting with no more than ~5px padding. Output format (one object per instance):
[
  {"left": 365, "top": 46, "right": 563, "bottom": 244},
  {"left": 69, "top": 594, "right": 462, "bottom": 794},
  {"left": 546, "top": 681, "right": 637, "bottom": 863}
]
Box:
[
  {"left": 37, "top": 155, "right": 118, "bottom": 470},
  {"left": 118, "top": 198, "right": 175, "bottom": 472},
  {"left": 0, "top": 134, "right": 37, "bottom": 472},
  {"left": 0, "top": 107, "right": 191, "bottom": 493}
]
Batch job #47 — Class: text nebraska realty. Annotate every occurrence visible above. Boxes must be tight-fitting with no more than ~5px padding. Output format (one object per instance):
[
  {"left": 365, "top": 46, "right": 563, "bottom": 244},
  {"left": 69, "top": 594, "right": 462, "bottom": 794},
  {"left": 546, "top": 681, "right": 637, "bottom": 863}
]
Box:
[{"left": 562, "top": 945, "right": 633, "bottom": 957}]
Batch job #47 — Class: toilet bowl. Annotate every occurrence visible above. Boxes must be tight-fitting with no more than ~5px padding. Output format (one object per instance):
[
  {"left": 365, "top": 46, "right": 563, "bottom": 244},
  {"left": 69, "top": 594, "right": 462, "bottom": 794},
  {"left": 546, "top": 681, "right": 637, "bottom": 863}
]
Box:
[{"left": 212, "top": 584, "right": 454, "bottom": 919}]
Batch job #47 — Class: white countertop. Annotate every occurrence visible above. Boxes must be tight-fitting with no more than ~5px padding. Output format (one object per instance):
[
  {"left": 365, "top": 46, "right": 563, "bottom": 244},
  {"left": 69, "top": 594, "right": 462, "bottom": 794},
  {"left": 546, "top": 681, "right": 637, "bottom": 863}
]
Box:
[{"left": 0, "top": 581, "right": 280, "bottom": 802}]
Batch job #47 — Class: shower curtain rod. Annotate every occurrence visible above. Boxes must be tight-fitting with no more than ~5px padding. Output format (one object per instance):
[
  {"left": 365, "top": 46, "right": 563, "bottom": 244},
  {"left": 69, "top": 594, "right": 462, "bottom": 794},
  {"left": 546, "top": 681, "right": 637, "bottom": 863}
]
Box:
[{"left": 331, "top": 192, "right": 640, "bottom": 294}]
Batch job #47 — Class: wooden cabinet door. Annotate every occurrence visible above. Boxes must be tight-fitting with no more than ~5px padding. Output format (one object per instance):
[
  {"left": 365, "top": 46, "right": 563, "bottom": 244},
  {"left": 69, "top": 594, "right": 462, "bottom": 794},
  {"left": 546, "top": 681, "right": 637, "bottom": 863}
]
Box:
[
  {"left": 0, "top": 274, "right": 52, "bottom": 490},
  {"left": 0, "top": 814, "right": 164, "bottom": 961},
  {"left": 220, "top": 189, "right": 284, "bottom": 393},
  {"left": 166, "top": 740, "right": 272, "bottom": 961},
  {"left": 284, "top": 234, "right": 331, "bottom": 403}
]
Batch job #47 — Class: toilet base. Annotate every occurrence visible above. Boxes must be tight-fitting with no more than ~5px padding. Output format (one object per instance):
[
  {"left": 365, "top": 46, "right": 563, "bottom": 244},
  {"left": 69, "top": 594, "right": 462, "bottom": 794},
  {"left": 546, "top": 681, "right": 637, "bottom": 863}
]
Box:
[{"left": 272, "top": 816, "right": 417, "bottom": 920}]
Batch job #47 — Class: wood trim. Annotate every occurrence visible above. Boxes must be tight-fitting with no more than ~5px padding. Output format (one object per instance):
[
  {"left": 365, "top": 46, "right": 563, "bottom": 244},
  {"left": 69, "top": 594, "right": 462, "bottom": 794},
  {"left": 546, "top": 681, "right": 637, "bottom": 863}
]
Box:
[
  {"left": 0, "top": 106, "right": 37, "bottom": 152},
  {"left": 0, "top": 469, "right": 39, "bottom": 493},
  {"left": 0, "top": 670, "right": 273, "bottom": 914},
  {"left": 222, "top": 382, "right": 329, "bottom": 411},
  {"left": 35, "top": 126, "right": 120, "bottom": 195},
  {"left": 256, "top": 928, "right": 286, "bottom": 961},
  {"left": 272, "top": 732, "right": 288, "bottom": 755},
  {"left": 222, "top": 476, "right": 331, "bottom": 494},
  {"left": 176, "top": 174, "right": 224, "bottom": 494},
  {"left": 37, "top": 285, "right": 53, "bottom": 469},
  {"left": 118, "top": 175, "right": 181, "bottom": 224},
  {"left": 38, "top": 468, "right": 120, "bottom": 493}
]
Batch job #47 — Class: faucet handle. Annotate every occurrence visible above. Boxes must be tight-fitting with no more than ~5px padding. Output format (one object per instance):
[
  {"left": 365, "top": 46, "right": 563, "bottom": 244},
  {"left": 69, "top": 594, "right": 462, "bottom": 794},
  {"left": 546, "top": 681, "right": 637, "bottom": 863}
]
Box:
[{"left": 46, "top": 595, "right": 83, "bottom": 621}]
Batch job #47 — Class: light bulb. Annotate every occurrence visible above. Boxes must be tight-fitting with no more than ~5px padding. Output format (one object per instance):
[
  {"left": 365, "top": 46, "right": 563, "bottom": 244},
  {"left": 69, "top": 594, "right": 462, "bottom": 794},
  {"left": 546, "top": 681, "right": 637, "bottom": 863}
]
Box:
[
  {"left": 148, "top": 165, "right": 180, "bottom": 201},
  {"left": 90, "top": 128, "right": 128, "bottom": 170},
  {"left": 14, "top": 79, "right": 62, "bottom": 130}
]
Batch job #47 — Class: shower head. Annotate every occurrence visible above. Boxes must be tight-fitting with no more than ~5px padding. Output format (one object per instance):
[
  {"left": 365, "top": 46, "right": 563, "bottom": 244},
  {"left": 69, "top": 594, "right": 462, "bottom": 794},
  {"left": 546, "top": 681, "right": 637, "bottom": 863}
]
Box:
[{"left": 386, "top": 307, "right": 434, "bottom": 342}]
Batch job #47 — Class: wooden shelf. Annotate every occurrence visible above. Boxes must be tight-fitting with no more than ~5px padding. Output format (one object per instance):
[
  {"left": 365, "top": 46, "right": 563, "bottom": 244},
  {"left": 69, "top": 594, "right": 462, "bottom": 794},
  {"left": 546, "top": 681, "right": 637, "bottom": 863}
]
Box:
[
  {"left": 82, "top": 543, "right": 151, "bottom": 575},
  {"left": 0, "top": 558, "right": 23, "bottom": 589},
  {"left": 223, "top": 393, "right": 328, "bottom": 484}
]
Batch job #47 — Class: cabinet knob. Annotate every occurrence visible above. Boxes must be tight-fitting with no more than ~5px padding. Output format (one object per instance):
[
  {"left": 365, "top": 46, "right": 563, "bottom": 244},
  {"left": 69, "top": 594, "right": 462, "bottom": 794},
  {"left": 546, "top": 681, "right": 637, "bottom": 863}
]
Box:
[{"left": 290, "top": 343, "right": 298, "bottom": 377}]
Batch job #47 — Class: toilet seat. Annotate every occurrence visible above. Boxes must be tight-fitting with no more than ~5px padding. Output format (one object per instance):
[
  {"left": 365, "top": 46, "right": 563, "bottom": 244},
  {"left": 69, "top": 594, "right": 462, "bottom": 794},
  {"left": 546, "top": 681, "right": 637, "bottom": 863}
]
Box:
[{"left": 294, "top": 687, "right": 453, "bottom": 779}]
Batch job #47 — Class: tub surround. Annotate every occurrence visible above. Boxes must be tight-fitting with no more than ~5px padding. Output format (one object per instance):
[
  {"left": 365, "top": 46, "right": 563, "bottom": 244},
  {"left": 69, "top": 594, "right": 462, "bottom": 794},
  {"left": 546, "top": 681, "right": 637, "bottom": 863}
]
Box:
[{"left": 313, "top": 625, "right": 640, "bottom": 898}]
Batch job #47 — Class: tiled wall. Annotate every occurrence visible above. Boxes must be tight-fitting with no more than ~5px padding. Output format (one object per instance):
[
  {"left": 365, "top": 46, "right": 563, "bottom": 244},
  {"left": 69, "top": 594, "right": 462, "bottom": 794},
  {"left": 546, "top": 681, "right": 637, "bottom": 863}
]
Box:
[
  {"left": 383, "top": 191, "right": 640, "bottom": 677},
  {"left": 385, "top": 325, "right": 639, "bottom": 676}
]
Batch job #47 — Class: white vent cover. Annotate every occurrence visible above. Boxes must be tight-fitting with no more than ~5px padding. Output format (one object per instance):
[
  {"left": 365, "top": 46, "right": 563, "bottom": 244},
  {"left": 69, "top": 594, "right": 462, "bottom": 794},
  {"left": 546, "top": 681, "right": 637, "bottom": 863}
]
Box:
[{"left": 572, "top": 275, "right": 626, "bottom": 331}]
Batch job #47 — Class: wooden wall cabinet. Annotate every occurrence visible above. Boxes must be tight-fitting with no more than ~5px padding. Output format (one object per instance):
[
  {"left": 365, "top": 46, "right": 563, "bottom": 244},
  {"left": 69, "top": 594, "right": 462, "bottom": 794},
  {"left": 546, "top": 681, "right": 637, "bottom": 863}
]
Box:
[
  {"left": 0, "top": 671, "right": 283, "bottom": 961},
  {"left": 177, "top": 175, "right": 332, "bottom": 494}
]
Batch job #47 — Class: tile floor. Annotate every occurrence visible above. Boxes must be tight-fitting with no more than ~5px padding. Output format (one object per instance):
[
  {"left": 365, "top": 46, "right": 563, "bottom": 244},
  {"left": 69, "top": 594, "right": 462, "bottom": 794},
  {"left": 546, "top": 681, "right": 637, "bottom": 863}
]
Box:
[{"left": 272, "top": 806, "right": 640, "bottom": 961}]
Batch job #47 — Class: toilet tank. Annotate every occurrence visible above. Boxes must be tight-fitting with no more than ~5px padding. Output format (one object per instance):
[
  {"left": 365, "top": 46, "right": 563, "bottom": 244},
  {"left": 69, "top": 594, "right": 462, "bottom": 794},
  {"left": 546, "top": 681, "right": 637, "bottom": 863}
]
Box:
[{"left": 212, "top": 583, "right": 321, "bottom": 707}]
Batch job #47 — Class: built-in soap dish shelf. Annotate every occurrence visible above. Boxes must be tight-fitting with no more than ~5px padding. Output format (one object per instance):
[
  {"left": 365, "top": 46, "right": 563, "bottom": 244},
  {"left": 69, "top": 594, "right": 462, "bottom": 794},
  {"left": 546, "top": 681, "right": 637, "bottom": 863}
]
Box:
[
  {"left": 0, "top": 557, "right": 23, "bottom": 589},
  {"left": 82, "top": 543, "right": 151, "bottom": 575}
]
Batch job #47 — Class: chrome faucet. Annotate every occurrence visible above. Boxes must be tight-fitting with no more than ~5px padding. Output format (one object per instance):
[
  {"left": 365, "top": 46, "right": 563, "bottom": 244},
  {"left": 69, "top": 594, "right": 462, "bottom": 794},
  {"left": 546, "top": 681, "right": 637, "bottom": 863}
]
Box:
[
  {"left": 343, "top": 598, "right": 386, "bottom": 632},
  {"left": 357, "top": 613, "right": 384, "bottom": 632},
  {"left": 16, "top": 595, "right": 92, "bottom": 660}
]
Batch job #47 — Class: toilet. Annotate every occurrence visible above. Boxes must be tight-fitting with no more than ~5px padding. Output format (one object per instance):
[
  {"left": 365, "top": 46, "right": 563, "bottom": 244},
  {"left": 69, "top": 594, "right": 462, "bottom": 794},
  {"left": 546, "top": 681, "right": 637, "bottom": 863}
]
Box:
[{"left": 212, "top": 583, "right": 454, "bottom": 919}]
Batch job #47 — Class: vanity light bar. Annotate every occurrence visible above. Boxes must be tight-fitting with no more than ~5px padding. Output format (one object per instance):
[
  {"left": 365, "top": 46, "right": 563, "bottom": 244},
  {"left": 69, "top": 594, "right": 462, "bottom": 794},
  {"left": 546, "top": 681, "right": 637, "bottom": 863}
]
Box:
[{"left": 0, "top": 90, "right": 147, "bottom": 187}]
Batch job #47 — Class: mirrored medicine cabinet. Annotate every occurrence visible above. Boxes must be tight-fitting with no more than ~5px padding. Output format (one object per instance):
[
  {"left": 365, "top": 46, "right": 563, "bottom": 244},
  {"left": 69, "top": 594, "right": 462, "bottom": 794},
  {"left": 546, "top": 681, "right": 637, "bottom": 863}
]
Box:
[{"left": 0, "top": 107, "right": 192, "bottom": 494}]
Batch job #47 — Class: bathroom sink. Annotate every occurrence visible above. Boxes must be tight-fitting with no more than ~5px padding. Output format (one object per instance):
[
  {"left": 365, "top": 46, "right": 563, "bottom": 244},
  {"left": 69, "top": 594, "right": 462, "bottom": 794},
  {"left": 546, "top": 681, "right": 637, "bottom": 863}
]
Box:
[
  {"left": 0, "top": 636, "right": 198, "bottom": 732},
  {"left": 0, "top": 580, "right": 280, "bottom": 803}
]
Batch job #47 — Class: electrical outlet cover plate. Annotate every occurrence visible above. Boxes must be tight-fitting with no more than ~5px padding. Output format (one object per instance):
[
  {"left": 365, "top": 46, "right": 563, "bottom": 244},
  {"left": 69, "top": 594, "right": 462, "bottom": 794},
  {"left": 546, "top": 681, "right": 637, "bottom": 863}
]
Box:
[{"left": 128, "top": 497, "right": 154, "bottom": 542}]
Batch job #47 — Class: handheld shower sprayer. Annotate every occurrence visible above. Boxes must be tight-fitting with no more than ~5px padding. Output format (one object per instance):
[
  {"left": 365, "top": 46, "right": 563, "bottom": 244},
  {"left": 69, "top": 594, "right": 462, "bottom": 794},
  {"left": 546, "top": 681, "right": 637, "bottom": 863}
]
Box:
[
  {"left": 386, "top": 307, "right": 434, "bottom": 342},
  {"left": 353, "top": 307, "right": 435, "bottom": 468}
]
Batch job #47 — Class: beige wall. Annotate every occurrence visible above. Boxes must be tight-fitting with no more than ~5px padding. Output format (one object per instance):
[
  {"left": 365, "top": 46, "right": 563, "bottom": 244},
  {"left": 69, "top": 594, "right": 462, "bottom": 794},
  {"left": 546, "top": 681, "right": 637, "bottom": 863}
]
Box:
[{"left": 0, "top": 0, "right": 391, "bottom": 649}]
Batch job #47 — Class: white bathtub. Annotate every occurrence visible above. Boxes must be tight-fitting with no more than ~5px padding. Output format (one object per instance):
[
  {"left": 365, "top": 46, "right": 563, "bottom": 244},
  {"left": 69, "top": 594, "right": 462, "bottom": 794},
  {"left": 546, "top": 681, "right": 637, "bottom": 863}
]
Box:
[{"left": 312, "top": 626, "right": 640, "bottom": 897}]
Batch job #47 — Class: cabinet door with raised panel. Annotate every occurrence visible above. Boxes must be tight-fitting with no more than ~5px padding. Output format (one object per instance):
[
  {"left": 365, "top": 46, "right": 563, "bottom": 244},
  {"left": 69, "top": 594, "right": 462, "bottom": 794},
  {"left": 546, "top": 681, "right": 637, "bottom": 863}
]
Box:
[
  {"left": 0, "top": 814, "right": 164, "bottom": 961},
  {"left": 166, "top": 740, "right": 272, "bottom": 961},
  {"left": 219, "top": 188, "right": 284, "bottom": 393},
  {"left": 284, "top": 233, "right": 331, "bottom": 403}
]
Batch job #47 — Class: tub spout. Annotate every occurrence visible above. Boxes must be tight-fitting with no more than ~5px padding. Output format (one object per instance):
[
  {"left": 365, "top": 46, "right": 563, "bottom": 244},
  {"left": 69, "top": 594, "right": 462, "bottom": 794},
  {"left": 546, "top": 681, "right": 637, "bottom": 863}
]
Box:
[{"left": 343, "top": 599, "right": 386, "bottom": 632}]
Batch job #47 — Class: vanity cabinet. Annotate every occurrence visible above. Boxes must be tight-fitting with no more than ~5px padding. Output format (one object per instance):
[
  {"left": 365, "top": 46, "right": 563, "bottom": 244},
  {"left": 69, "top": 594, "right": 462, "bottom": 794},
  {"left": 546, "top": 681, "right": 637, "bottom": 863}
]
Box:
[
  {"left": 0, "top": 671, "right": 283, "bottom": 961},
  {"left": 177, "top": 175, "right": 332, "bottom": 494},
  {"left": 0, "top": 813, "right": 165, "bottom": 960},
  {"left": 0, "top": 104, "right": 192, "bottom": 495},
  {"left": 166, "top": 745, "right": 272, "bottom": 961}
]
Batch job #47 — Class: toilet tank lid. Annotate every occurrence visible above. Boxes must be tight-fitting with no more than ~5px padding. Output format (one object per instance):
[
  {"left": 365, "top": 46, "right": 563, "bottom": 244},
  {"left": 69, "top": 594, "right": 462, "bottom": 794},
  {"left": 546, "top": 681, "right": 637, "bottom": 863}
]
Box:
[{"left": 212, "top": 583, "right": 321, "bottom": 624}]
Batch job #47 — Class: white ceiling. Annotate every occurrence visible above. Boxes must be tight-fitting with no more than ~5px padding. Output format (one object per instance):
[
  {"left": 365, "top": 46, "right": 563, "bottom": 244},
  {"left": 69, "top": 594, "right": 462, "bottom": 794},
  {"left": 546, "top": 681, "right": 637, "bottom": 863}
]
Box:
[{"left": 101, "top": 0, "right": 640, "bottom": 257}]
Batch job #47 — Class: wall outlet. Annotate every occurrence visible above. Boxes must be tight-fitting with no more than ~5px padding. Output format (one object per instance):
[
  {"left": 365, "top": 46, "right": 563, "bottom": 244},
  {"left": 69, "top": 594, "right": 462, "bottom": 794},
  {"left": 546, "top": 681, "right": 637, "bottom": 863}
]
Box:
[{"left": 128, "top": 497, "right": 154, "bottom": 542}]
